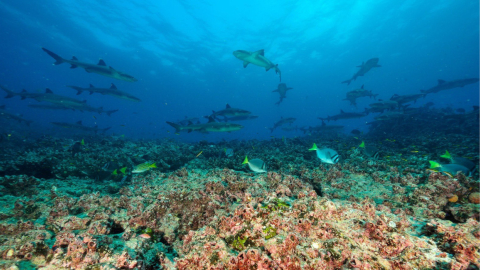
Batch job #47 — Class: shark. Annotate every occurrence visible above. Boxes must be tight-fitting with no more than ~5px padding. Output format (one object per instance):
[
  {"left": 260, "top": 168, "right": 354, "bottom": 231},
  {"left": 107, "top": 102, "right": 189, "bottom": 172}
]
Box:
[
  {"left": 420, "top": 78, "right": 479, "bottom": 95},
  {"left": 166, "top": 117, "right": 243, "bottom": 134},
  {"left": 319, "top": 110, "right": 367, "bottom": 122},
  {"left": 343, "top": 85, "right": 378, "bottom": 106},
  {"left": 67, "top": 83, "right": 141, "bottom": 102},
  {"left": 269, "top": 117, "right": 296, "bottom": 132},
  {"left": 233, "top": 49, "right": 281, "bottom": 81},
  {"left": 210, "top": 104, "right": 251, "bottom": 119},
  {"left": 28, "top": 104, "right": 76, "bottom": 111},
  {"left": 342, "top": 58, "right": 381, "bottom": 85},
  {"left": 366, "top": 100, "right": 398, "bottom": 114},
  {"left": 300, "top": 121, "right": 344, "bottom": 135},
  {"left": 219, "top": 115, "right": 259, "bottom": 122},
  {"left": 2, "top": 86, "right": 88, "bottom": 107},
  {"left": 273, "top": 83, "right": 293, "bottom": 105},
  {"left": 51, "top": 120, "right": 111, "bottom": 133},
  {"left": 389, "top": 93, "right": 426, "bottom": 105},
  {"left": 42, "top": 48, "right": 137, "bottom": 82},
  {"left": 0, "top": 105, "right": 33, "bottom": 126}
]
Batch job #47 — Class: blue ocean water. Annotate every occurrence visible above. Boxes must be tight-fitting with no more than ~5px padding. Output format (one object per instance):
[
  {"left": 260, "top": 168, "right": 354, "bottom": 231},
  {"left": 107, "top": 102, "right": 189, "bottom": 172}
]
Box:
[{"left": 0, "top": 0, "right": 478, "bottom": 142}]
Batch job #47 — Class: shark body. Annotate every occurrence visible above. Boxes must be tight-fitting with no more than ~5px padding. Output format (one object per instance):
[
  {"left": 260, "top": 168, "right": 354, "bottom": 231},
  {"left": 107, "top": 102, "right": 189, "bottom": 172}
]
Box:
[
  {"left": 342, "top": 58, "right": 381, "bottom": 85},
  {"left": 51, "top": 120, "right": 111, "bottom": 133},
  {"left": 420, "top": 78, "right": 479, "bottom": 95},
  {"left": 273, "top": 83, "right": 293, "bottom": 105},
  {"left": 67, "top": 84, "right": 141, "bottom": 102},
  {"left": 0, "top": 105, "right": 33, "bottom": 126},
  {"left": 233, "top": 49, "right": 281, "bottom": 81},
  {"left": 42, "top": 48, "right": 137, "bottom": 82},
  {"left": 319, "top": 110, "right": 367, "bottom": 122},
  {"left": 166, "top": 117, "right": 243, "bottom": 134}
]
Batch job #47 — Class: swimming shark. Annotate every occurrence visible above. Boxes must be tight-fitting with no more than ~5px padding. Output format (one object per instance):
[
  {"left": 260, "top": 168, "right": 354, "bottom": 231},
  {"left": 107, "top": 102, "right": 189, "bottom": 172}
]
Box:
[
  {"left": 2, "top": 86, "right": 87, "bottom": 107},
  {"left": 219, "top": 115, "right": 259, "bottom": 122},
  {"left": 273, "top": 83, "right": 293, "bottom": 105},
  {"left": 42, "top": 48, "right": 137, "bottom": 82},
  {"left": 0, "top": 105, "right": 33, "bottom": 126},
  {"left": 233, "top": 49, "right": 281, "bottom": 81},
  {"left": 67, "top": 84, "right": 141, "bottom": 102},
  {"left": 51, "top": 120, "right": 111, "bottom": 133},
  {"left": 28, "top": 104, "right": 76, "bottom": 111},
  {"left": 342, "top": 58, "right": 381, "bottom": 85},
  {"left": 319, "top": 110, "right": 367, "bottom": 122},
  {"left": 166, "top": 117, "right": 243, "bottom": 134},
  {"left": 343, "top": 85, "right": 378, "bottom": 106},
  {"left": 420, "top": 78, "right": 479, "bottom": 95},
  {"left": 210, "top": 104, "right": 251, "bottom": 119},
  {"left": 389, "top": 93, "right": 426, "bottom": 105},
  {"left": 269, "top": 117, "right": 296, "bottom": 132},
  {"left": 366, "top": 100, "right": 398, "bottom": 113}
]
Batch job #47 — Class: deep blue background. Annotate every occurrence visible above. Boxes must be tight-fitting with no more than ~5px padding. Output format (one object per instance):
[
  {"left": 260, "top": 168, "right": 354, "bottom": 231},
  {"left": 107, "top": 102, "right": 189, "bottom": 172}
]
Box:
[{"left": 0, "top": 0, "right": 478, "bottom": 141}]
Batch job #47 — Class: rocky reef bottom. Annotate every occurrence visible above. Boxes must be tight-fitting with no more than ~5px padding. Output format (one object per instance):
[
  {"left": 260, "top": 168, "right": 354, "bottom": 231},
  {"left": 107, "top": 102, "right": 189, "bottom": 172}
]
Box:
[{"left": 0, "top": 134, "right": 478, "bottom": 269}]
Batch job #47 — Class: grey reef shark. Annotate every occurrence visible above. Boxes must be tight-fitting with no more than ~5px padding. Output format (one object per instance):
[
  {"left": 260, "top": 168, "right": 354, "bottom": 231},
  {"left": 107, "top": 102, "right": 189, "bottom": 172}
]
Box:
[
  {"left": 67, "top": 84, "right": 141, "bottom": 102},
  {"left": 273, "top": 83, "right": 293, "bottom": 105},
  {"left": 342, "top": 58, "right": 381, "bottom": 85},
  {"left": 233, "top": 49, "right": 282, "bottom": 81},
  {"left": 42, "top": 48, "right": 137, "bottom": 82}
]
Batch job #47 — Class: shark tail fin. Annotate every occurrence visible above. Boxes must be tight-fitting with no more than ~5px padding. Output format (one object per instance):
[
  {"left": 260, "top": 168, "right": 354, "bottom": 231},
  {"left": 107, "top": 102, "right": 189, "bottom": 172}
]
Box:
[
  {"left": 341, "top": 79, "right": 352, "bottom": 85},
  {"left": 42, "top": 48, "right": 65, "bottom": 65},
  {"left": 0, "top": 85, "right": 16, "bottom": 98},
  {"left": 166, "top": 121, "right": 182, "bottom": 133}
]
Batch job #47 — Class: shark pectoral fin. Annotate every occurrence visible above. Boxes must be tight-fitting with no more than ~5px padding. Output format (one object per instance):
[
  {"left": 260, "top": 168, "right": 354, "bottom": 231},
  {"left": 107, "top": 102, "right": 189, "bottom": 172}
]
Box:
[
  {"left": 265, "top": 67, "right": 271, "bottom": 71},
  {"left": 243, "top": 61, "right": 249, "bottom": 68},
  {"left": 70, "top": 64, "right": 78, "bottom": 69},
  {"left": 85, "top": 68, "right": 92, "bottom": 73}
]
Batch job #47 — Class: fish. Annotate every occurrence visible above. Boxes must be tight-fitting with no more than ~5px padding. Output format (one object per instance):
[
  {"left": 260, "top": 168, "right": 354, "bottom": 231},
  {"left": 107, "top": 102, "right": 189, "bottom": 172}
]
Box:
[
  {"left": 2, "top": 86, "right": 87, "bottom": 107},
  {"left": 28, "top": 104, "right": 75, "bottom": 111},
  {"left": 343, "top": 85, "right": 378, "bottom": 106},
  {"left": 210, "top": 104, "right": 251, "bottom": 119},
  {"left": 359, "top": 141, "right": 380, "bottom": 159},
  {"left": 374, "top": 111, "right": 405, "bottom": 121},
  {"left": 66, "top": 103, "right": 119, "bottom": 116},
  {"left": 242, "top": 156, "right": 267, "bottom": 173},
  {"left": 112, "top": 167, "right": 128, "bottom": 176},
  {"left": 176, "top": 116, "right": 201, "bottom": 126},
  {"left": 365, "top": 100, "right": 399, "bottom": 114},
  {"left": 0, "top": 105, "right": 33, "bottom": 126},
  {"left": 309, "top": 143, "right": 340, "bottom": 164},
  {"left": 420, "top": 78, "right": 479, "bottom": 95},
  {"left": 319, "top": 110, "right": 367, "bottom": 122},
  {"left": 389, "top": 93, "right": 426, "bottom": 105},
  {"left": 300, "top": 121, "right": 344, "bottom": 135},
  {"left": 269, "top": 117, "right": 296, "bottom": 133},
  {"left": 132, "top": 162, "right": 157, "bottom": 174},
  {"left": 166, "top": 117, "right": 243, "bottom": 134},
  {"left": 51, "top": 120, "right": 111, "bottom": 134},
  {"left": 218, "top": 115, "right": 259, "bottom": 122},
  {"left": 224, "top": 148, "right": 234, "bottom": 158},
  {"left": 233, "top": 49, "right": 281, "bottom": 81},
  {"left": 429, "top": 161, "right": 470, "bottom": 176},
  {"left": 281, "top": 126, "right": 298, "bottom": 132},
  {"left": 67, "top": 84, "right": 141, "bottom": 102},
  {"left": 273, "top": 83, "right": 293, "bottom": 105},
  {"left": 42, "top": 48, "right": 137, "bottom": 82},
  {"left": 138, "top": 233, "right": 152, "bottom": 239},
  {"left": 342, "top": 58, "right": 381, "bottom": 85},
  {"left": 440, "top": 151, "right": 476, "bottom": 172}
]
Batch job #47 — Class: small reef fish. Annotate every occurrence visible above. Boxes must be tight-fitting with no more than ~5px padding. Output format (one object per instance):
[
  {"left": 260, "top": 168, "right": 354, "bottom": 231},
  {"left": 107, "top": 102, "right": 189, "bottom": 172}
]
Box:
[
  {"left": 428, "top": 161, "right": 470, "bottom": 176},
  {"left": 359, "top": 141, "right": 380, "bottom": 159},
  {"left": 440, "top": 150, "right": 476, "bottom": 172},
  {"left": 138, "top": 234, "right": 151, "bottom": 239},
  {"left": 309, "top": 143, "right": 340, "bottom": 164},
  {"left": 132, "top": 162, "right": 157, "bottom": 174},
  {"left": 242, "top": 156, "right": 267, "bottom": 173},
  {"left": 112, "top": 167, "right": 128, "bottom": 176}
]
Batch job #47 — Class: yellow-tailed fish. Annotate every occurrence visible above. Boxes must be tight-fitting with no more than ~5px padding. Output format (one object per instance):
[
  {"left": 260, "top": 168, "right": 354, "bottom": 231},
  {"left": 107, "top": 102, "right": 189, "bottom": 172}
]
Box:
[
  {"left": 196, "top": 151, "right": 203, "bottom": 157},
  {"left": 132, "top": 162, "right": 157, "bottom": 174},
  {"left": 120, "top": 167, "right": 127, "bottom": 175}
]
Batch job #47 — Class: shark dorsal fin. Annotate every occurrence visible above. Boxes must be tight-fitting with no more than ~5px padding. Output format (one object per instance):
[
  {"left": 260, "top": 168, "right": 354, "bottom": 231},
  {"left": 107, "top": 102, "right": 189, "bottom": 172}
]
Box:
[
  {"left": 226, "top": 104, "right": 231, "bottom": 109},
  {"left": 72, "top": 56, "right": 78, "bottom": 61},
  {"left": 98, "top": 59, "right": 107, "bottom": 66},
  {"left": 21, "top": 89, "right": 27, "bottom": 93},
  {"left": 438, "top": 79, "right": 446, "bottom": 85},
  {"left": 45, "top": 88, "right": 53, "bottom": 94},
  {"left": 340, "top": 109, "right": 345, "bottom": 114},
  {"left": 361, "top": 84, "right": 364, "bottom": 89},
  {"left": 110, "top": 83, "right": 117, "bottom": 89},
  {"left": 207, "top": 116, "right": 215, "bottom": 123},
  {"left": 89, "top": 84, "right": 94, "bottom": 88},
  {"left": 77, "top": 120, "right": 82, "bottom": 125}
]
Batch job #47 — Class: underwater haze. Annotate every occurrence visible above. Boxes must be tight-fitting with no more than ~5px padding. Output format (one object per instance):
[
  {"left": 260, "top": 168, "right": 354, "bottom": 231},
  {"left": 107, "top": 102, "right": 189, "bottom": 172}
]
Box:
[{"left": 0, "top": 0, "right": 478, "bottom": 141}]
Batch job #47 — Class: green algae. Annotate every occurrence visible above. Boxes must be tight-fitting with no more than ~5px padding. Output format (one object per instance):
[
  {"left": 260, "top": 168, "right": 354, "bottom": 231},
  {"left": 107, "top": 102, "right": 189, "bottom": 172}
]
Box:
[{"left": 263, "top": 226, "right": 277, "bottom": 240}]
